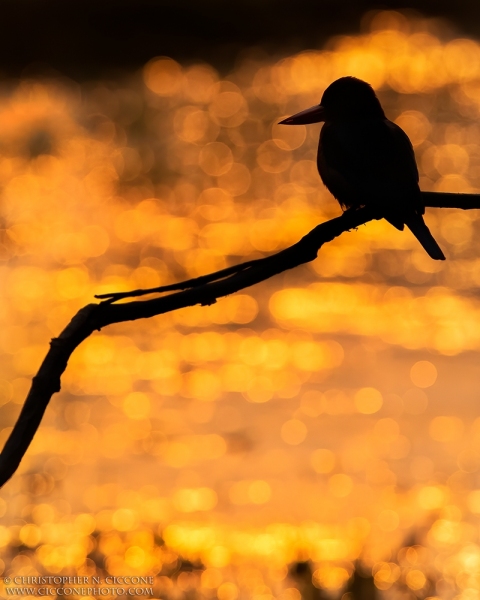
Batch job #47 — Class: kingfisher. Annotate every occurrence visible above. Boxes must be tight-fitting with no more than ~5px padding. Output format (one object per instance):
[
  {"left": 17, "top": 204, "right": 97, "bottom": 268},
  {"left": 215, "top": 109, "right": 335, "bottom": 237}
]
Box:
[{"left": 279, "top": 76, "right": 445, "bottom": 260}]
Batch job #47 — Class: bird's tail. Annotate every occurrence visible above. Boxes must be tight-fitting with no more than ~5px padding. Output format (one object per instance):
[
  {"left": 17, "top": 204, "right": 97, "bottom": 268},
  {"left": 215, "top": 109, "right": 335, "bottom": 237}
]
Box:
[{"left": 404, "top": 214, "right": 445, "bottom": 260}]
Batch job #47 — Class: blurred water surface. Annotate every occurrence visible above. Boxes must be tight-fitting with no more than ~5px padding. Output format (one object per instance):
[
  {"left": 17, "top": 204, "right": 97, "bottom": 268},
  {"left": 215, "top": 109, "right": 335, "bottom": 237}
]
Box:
[{"left": 2, "top": 10, "right": 480, "bottom": 600}]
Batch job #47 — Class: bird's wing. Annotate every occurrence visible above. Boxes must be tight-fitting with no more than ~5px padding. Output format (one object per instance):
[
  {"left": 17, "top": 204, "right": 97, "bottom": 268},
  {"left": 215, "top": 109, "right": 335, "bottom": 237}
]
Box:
[{"left": 319, "top": 119, "right": 423, "bottom": 216}]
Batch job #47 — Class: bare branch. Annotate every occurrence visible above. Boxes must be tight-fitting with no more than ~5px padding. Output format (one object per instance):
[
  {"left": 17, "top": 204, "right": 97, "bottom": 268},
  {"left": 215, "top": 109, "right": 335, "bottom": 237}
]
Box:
[
  {"left": 422, "top": 191, "right": 480, "bottom": 209},
  {"left": 0, "top": 192, "right": 479, "bottom": 488}
]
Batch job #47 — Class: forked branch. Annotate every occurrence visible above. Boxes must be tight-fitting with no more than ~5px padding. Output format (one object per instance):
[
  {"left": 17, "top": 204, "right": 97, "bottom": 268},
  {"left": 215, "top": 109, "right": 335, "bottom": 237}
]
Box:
[{"left": 0, "top": 191, "right": 478, "bottom": 487}]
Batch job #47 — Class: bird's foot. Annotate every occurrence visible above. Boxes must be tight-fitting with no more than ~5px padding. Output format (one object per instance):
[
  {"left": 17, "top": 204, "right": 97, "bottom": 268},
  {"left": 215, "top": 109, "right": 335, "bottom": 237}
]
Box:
[{"left": 343, "top": 205, "right": 383, "bottom": 221}]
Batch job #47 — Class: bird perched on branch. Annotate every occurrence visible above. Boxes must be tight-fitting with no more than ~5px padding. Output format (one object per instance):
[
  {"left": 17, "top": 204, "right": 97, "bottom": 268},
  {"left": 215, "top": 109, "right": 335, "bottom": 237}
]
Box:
[{"left": 279, "top": 76, "right": 445, "bottom": 260}]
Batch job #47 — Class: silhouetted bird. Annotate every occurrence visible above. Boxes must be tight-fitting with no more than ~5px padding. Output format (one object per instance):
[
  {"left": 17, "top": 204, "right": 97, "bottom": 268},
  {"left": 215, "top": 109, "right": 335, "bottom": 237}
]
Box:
[{"left": 280, "top": 76, "right": 445, "bottom": 260}]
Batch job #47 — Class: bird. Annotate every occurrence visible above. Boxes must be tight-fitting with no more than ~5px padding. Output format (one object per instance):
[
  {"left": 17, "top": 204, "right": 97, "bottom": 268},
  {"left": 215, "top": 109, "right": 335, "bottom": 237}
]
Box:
[{"left": 279, "top": 76, "right": 445, "bottom": 260}]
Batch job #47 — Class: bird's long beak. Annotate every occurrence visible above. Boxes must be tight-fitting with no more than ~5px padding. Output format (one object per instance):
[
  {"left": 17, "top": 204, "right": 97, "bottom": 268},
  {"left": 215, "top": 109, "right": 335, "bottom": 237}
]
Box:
[{"left": 278, "top": 104, "right": 325, "bottom": 125}]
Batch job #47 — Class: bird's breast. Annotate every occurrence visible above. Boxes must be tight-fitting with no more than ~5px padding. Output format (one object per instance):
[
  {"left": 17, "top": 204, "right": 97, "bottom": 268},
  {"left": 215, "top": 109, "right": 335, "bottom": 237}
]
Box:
[
  {"left": 317, "top": 119, "right": 423, "bottom": 215},
  {"left": 317, "top": 139, "right": 359, "bottom": 209}
]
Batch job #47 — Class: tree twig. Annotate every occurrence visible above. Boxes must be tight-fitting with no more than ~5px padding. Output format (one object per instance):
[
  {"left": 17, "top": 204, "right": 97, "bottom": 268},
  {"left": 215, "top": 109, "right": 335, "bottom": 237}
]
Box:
[
  {"left": 0, "top": 192, "right": 479, "bottom": 488},
  {"left": 422, "top": 191, "right": 480, "bottom": 209}
]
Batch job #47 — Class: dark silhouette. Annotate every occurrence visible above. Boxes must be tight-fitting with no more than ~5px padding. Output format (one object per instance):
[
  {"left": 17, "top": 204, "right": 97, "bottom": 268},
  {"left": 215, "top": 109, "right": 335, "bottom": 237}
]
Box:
[
  {"left": 288, "top": 561, "right": 328, "bottom": 600},
  {"left": 344, "top": 563, "right": 378, "bottom": 600},
  {"left": 280, "top": 76, "right": 445, "bottom": 260},
  {"left": 0, "top": 190, "right": 477, "bottom": 486}
]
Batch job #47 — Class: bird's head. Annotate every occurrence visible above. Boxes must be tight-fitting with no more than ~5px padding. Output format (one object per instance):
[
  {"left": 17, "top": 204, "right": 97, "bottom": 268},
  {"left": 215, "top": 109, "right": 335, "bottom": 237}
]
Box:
[{"left": 279, "top": 76, "right": 385, "bottom": 125}]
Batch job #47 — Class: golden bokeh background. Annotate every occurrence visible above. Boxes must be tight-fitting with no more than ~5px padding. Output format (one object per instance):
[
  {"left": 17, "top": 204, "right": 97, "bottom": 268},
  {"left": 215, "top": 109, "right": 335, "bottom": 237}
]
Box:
[{"left": 2, "top": 9, "right": 480, "bottom": 599}]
